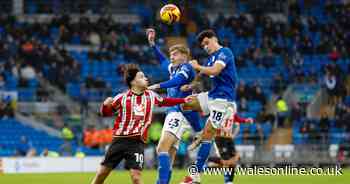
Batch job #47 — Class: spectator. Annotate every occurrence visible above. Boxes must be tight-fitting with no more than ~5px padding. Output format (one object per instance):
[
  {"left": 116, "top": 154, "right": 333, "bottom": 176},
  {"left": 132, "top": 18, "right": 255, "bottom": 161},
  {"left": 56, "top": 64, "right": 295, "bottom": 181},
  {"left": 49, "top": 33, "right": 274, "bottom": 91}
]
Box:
[
  {"left": 20, "top": 64, "right": 36, "bottom": 80},
  {"left": 256, "top": 108, "right": 275, "bottom": 125},
  {"left": 319, "top": 112, "right": 330, "bottom": 144},
  {"left": 242, "top": 127, "right": 251, "bottom": 144},
  {"left": 15, "top": 136, "right": 32, "bottom": 156},
  {"left": 83, "top": 125, "right": 100, "bottom": 149},
  {"left": 275, "top": 96, "right": 289, "bottom": 128},
  {"left": 0, "top": 96, "right": 15, "bottom": 119},
  {"left": 74, "top": 148, "right": 86, "bottom": 158},
  {"left": 89, "top": 31, "right": 101, "bottom": 46},
  {"left": 60, "top": 141, "right": 73, "bottom": 156},
  {"left": 98, "top": 126, "right": 113, "bottom": 146},
  {"left": 272, "top": 73, "right": 286, "bottom": 95},
  {"left": 292, "top": 52, "right": 304, "bottom": 68},
  {"left": 61, "top": 125, "right": 75, "bottom": 142},
  {"left": 290, "top": 103, "right": 304, "bottom": 123},
  {"left": 252, "top": 86, "right": 267, "bottom": 105},
  {"left": 329, "top": 46, "right": 340, "bottom": 62},
  {"left": 0, "top": 74, "right": 5, "bottom": 89},
  {"left": 40, "top": 148, "right": 60, "bottom": 157},
  {"left": 237, "top": 82, "right": 248, "bottom": 100},
  {"left": 238, "top": 98, "right": 249, "bottom": 112},
  {"left": 324, "top": 69, "right": 338, "bottom": 104}
]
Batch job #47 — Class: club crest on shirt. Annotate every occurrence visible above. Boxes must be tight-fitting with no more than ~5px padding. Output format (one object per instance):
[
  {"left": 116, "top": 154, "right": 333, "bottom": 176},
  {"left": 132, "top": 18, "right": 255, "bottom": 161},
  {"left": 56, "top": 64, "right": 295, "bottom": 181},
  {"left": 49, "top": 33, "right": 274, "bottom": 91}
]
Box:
[
  {"left": 134, "top": 104, "right": 145, "bottom": 116},
  {"left": 218, "top": 52, "right": 226, "bottom": 60}
]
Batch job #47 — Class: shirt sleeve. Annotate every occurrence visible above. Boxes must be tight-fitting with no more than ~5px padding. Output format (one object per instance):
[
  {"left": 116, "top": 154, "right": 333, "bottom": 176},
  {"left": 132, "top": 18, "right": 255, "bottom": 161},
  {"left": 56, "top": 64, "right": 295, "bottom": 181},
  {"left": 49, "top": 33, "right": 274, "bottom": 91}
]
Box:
[
  {"left": 159, "top": 74, "right": 187, "bottom": 89},
  {"left": 157, "top": 97, "right": 186, "bottom": 107},
  {"left": 152, "top": 45, "right": 171, "bottom": 72},
  {"left": 150, "top": 91, "right": 164, "bottom": 106},
  {"left": 233, "top": 114, "right": 249, "bottom": 123},
  {"left": 100, "top": 104, "right": 114, "bottom": 117},
  {"left": 150, "top": 90, "right": 186, "bottom": 107},
  {"left": 214, "top": 49, "right": 231, "bottom": 68},
  {"left": 100, "top": 94, "right": 122, "bottom": 117}
]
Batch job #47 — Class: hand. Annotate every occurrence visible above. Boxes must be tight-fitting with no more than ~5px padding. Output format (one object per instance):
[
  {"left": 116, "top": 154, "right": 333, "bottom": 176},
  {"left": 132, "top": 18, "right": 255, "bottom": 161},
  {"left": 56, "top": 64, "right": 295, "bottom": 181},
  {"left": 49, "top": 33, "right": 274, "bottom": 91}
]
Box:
[
  {"left": 180, "top": 84, "right": 192, "bottom": 92},
  {"left": 103, "top": 97, "right": 113, "bottom": 106},
  {"left": 220, "top": 160, "right": 231, "bottom": 167},
  {"left": 184, "top": 96, "right": 194, "bottom": 103},
  {"left": 146, "top": 28, "right": 156, "bottom": 46},
  {"left": 148, "top": 84, "right": 160, "bottom": 90},
  {"left": 189, "top": 60, "right": 200, "bottom": 70},
  {"left": 246, "top": 118, "right": 254, "bottom": 124}
]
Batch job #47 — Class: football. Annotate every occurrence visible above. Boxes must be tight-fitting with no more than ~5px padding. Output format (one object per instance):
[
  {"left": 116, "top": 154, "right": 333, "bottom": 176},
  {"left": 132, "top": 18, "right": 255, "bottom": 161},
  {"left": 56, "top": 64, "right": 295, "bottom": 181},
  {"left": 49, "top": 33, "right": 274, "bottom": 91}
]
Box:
[{"left": 160, "top": 4, "right": 181, "bottom": 24}]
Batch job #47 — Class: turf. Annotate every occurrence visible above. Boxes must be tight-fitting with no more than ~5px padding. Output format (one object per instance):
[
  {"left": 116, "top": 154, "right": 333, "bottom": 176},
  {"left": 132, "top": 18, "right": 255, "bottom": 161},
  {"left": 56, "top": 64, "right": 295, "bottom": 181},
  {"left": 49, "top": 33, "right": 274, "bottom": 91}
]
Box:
[{"left": 0, "top": 169, "right": 348, "bottom": 184}]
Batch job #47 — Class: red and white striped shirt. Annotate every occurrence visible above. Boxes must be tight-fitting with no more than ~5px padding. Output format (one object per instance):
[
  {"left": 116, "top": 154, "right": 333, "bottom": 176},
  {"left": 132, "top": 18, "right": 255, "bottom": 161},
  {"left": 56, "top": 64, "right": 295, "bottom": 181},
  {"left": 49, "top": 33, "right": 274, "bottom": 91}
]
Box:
[
  {"left": 100, "top": 90, "right": 186, "bottom": 142},
  {"left": 216, "top": 114, "right": 250, "bottom": 138}
]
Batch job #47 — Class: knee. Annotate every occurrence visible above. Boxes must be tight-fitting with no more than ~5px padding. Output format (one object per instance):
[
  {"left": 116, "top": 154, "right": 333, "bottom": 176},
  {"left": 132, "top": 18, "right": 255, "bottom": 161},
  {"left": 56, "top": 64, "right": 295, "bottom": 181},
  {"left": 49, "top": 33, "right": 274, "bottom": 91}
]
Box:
[
  {"left": 96, "top": 167, "right": 110, "bottom": 178},
  {"left": 156, "top": 143, "right": 168, "bottom": 154},
  {"left": 130, "top": 170, "right": 142, "bottom": 184},
  {"left": 202, "top": 129, "right": 215, "bottom": 140},
  {"left": 156, "top": 138, "right": 172, "bottom": 154}
]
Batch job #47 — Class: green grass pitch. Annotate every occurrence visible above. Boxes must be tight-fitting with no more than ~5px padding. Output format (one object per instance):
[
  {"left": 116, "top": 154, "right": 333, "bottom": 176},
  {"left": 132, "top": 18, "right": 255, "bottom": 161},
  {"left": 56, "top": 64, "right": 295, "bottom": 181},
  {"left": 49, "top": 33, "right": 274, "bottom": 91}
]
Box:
[{"left": 0, "top": 169, "right": 348, "bottom": 184}]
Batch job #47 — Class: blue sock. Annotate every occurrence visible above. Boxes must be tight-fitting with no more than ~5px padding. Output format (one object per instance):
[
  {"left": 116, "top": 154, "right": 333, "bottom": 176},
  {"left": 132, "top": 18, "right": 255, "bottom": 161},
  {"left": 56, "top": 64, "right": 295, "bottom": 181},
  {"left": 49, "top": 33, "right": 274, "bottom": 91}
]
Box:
[
  {"left": 224, "top": 172, "right": 234, "bottom": 183},
  {"left": 167, "top": 170, "right": 172, "bottom": 183},
  {"left": 224, "top": 167, "right": 235, "bottom": 183},
  {"left": 157, "top": 152, "right": 170, "bottom": 184},
  {"left": 195, "top": 141, "right": 212, "bottom": 172}
]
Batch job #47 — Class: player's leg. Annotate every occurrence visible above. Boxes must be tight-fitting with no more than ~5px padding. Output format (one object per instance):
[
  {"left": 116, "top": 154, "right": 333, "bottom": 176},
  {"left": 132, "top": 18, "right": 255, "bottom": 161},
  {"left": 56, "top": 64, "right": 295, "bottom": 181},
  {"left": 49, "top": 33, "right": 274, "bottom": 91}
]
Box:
[
  {"left": 167, "top": 145, "right": 178, "bottom": 183},
  {"left": 225, "top": 140, "right": 239, "bottom": 184},
  {"left": 91, "top": 165, "right": 113, "bottom": 184},
  {"left": 156, "top": 132, "right": 177, "bottom": 184},
  {"left": 91, "top": 138, "right": 124, "bottom": 184},
  {"left": 216, "top": 137, "right": 238, "bottom": 184},
  {"left": 182, "top": 120, "right": 215, "bottom": 184},
  {"left": 194, "top": 119, "right": 216, "bottom": 173},
  {"left": 124, "top": 139, "right": 145, "bottom": 184},
  {"left": 182, "top": 92, "right": 209, "bottom": 113},
  {"left": 130, "top": 169, "right": 143, "bottom": 184},
  {"left": 192, "top": 98, "right": 236, "bottom": 183},
  {"left": 156, "top": 112, "right": 189, "bottom": 184}
]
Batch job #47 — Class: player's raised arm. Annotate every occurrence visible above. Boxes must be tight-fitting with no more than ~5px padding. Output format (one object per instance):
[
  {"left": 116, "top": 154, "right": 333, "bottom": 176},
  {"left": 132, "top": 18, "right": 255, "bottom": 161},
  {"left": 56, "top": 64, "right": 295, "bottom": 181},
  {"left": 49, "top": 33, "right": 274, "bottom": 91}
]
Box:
[
  {"left": 148, "top": 73, "right": 188, "bottom": 90},
  {"left": 100, "top": 95, "right": 122, "bottom": 117},
  {"left": 150, "top": 90, "right": 192, "bottom": 107},
  {"left": 100, "top": 97, "right": 114, "bottom": 117},
  {"left": 148, "top": 44, "right": 194, "bottom": 91},
  {"left": 146, "top": 28, "right": 170, "bottom": 71},
  {"left": 190, "top": 59, "right": 225, "bottom": 76}
]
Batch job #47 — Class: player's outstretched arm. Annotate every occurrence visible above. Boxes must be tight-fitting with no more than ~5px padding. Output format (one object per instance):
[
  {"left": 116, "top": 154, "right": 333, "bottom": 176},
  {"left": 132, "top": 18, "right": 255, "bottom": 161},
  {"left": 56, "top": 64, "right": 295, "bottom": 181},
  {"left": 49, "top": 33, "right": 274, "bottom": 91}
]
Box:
[
  {"left": 148, "top": 73, "right": 188, "bottom": 90},
  {"left": 146, "top": 28, "right": 170, "bottom": 71},
  {"left": 221, "top": 152, "right": 240, "bottom": 167},
  {"left": 233, "top": 114, "right": 254, "bottom": 124},
  {"left": 231, "top": 122, "right": 240, "bottom": 139},
  {"left": 157, "top": 96, "right": 192, "bottom": 107},
  {"left": 190, "top": 59, "right": 225, "bottom": 76},
  {"left": 180, "top": 73, "right": 202, "bottom": 92}
]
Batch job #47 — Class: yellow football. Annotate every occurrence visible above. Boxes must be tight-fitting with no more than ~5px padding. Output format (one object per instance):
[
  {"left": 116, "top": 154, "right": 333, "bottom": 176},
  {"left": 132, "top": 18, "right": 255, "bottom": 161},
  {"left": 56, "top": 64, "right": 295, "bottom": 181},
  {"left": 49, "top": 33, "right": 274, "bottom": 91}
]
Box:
[{"left": 160, "top": 4, "right": 181, "bottom": 24}]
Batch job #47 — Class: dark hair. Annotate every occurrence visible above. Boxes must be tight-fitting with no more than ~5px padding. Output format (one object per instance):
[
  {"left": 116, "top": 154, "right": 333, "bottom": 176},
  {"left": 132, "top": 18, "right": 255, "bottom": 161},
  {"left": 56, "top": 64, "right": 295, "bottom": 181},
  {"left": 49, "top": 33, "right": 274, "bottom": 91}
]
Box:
[
  {"left": 123, "top": 64, "right": 141, "bottom": 88},
  {"left": 196, "top": 29, "right": 217, "bottom": 44}
]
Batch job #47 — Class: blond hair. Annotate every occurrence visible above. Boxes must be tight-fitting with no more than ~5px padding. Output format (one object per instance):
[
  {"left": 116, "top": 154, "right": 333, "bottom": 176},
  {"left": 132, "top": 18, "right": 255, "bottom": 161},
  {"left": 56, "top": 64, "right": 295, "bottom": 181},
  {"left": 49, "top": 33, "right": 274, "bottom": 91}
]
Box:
[{"left": 169, "top": 44, "right": 191, "bottom": 58}]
